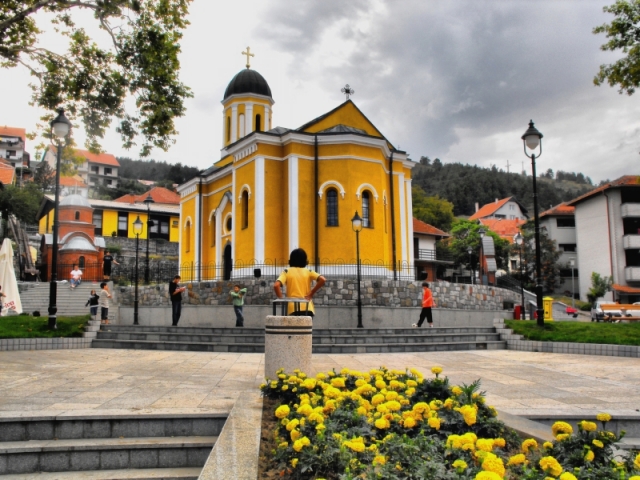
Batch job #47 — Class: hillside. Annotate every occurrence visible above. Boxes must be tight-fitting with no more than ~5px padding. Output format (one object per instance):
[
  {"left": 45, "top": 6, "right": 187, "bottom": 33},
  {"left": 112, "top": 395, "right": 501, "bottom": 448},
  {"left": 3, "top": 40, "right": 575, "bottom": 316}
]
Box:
[{"left": 412, "top": 159, "right": 594, "bottom": 216}]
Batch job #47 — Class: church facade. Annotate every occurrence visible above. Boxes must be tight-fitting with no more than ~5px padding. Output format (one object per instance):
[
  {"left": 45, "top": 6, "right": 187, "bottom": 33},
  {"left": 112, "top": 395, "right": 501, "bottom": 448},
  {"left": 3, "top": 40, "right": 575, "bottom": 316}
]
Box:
[{"left": 177, "top": 65, "right": 415, "bottom": 280}]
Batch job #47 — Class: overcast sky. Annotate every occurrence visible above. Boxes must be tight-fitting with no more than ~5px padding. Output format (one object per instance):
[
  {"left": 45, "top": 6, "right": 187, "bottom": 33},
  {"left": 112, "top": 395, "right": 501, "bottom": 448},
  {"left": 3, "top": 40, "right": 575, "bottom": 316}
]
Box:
[{"left": 2, "top": 0, "right": 639, "bottom": 183}]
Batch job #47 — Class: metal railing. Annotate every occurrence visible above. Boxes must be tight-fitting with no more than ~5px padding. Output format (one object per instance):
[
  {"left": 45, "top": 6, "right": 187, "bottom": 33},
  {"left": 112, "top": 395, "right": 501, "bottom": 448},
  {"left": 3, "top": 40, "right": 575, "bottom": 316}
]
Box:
[{"left": 415, "top": 249, "right": 453, "bottom": 262}]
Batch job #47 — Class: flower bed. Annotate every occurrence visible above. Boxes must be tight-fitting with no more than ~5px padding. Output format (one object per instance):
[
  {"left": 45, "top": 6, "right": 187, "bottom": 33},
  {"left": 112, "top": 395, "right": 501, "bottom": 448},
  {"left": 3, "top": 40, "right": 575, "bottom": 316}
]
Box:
[{"left": 260, "top": 366, "right": 640, "bottom": 479}]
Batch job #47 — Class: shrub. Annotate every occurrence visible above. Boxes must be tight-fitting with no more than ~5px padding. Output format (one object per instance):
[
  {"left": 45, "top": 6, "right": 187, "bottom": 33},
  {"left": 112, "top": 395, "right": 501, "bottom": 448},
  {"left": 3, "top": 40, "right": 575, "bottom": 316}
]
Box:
[
  {"left": 106, "top": 244, "right": 122, "bottom": 255},
  {"left": 261, "top": 367, "right": 634, "bottom": 479}
]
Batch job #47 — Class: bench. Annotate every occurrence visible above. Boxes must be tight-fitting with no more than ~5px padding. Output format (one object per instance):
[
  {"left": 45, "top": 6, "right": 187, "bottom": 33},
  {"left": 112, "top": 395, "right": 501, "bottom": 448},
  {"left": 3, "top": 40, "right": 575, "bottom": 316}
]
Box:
[{"left": 600, "top": 304, "right": 640, "bottom": 323}]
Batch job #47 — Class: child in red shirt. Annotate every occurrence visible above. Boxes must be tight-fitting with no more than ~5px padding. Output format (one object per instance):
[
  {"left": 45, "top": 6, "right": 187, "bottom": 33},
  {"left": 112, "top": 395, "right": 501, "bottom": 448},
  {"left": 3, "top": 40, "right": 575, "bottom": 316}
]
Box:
[{"left": 413, "top": 282, "right": 435, "bottom": 328}]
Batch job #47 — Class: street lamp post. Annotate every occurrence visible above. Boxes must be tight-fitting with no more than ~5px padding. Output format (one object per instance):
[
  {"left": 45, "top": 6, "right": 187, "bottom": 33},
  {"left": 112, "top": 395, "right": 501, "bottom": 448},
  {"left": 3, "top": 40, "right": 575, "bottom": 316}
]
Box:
[
  {"left": 133, "top": 216, "right": 143, "bottom": 326},
  {"left": 48, "top": 109, "right": 72, "bottom": 330},
  {"left": 570, "top": 259, "right": 576, "bottom": 309},
  {"left": 478, "top": 227, "right": 486, "bottom": 285},
  {"left": 351, "top": 211, "right": 363, "bottom": 328},
  {"left": 521, "top": 120, "right": 545, "bottom": 327},
  {"left": 514, "top": 232, "right": 526, "bottom": 320},
  {"left": 467, "top": 246, "right": 474, "bottom": 284},
  {"left": 143, "top": 194, "right": 155, "bottom": 284}
]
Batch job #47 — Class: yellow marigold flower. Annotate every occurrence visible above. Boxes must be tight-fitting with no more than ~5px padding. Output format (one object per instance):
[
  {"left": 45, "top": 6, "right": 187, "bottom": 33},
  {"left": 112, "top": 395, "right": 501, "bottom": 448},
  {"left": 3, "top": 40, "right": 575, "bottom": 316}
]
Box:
[
  {"left": 332, "top": 433, "right": 343, "bottom": 441},
  {"left": 259, "top": 383, "right": 266, "bottom": 389},
  {"left": 456, "top": 404, "right": 477, "bottom": 426},
  {"left": 539, "top": 456, "right": 563, "bottom": 477},
  {"left": 371, "top": 393, "right": 385, "bottom": 405},
  {"left": 297, "top": 404, "right": 313, "bottom": 417},
  {"left": 278, "top": 373, "right": 286, "bottom": 379},
  {"left": 431, "top": 366, "right": 443, "bottom": 375},
  {"left": 385, "top": 391, "right": 399, "bottom": 401},
  {"left": 290, "top": 458, "right": 298, "bottom": 468},
  {"left": 356, "top": 406, "right": 367, "bottom": 416},
  {"left": 559, "top": 473, "right": 577, "bottom": 480},
  {"left": 281, "top": 385, "right": 289, "bottom": 391},
  {"left": 386, "top": 400, "right": 402, "bottom": 412},
  {"left": 451, "top": 386, "right": 463, "bottom": 396},
  {"left": 331, "top": 377, "right": 345, "bottom": 388},
  {"left": 375, "top": 379, "right": 386, "bottom": 389},
  {"left": 488, "top": 406, "right": 498, "bottom": 417},
  {"left": 522, "top": 438, "right": 538, "bottom": 454},
  {"left": 596, "top": 412, "right": 612, "bottom": 423},
  {"left": 430, "top": 400, "right": 443, "bottom": 411},
  {"left": 413, "top": 402, "right": 430, "bottom": 414},
  {"left": 343, "top": 436, "right": 366, "bottom": 452},
  {"left": 354, "top": 379, "right": 365, "bottom": 387},
  {"left": 443, "top": 398, "right": 454, "bottom": 409},
  {"left": 323, "top": 399, "right": 336, "bottom": 414},
  {"left": 302, "top": 378, "right": 317, "bottom": 390},
  {"left": 428, "top": 417, "right": 441, "bottom": 430},
  {"left": 474, "top": 472, "right": 502, "bottom": 480},
  {"left": 508, "top": 453, "right": 527, "bottom": 465},
  {"left": 324, "top": 386, "right": 341, "bottom": 399},
  {"left": 556, "top": 433, "right": 570, "bottom": 441},
  {"left": 286, "top": 419, "right": 299, "bottom": 431},
  {"left": 592, "top": 439, "right": 603, "bottom": 448},
  {"left": 476, "top": 439, "right": 494, "bottom": 452},
  {"left": 629, "top": 477, "right": 640, "bottom": 480},
  {"left": 634, "top": 453, "right": 640, "bottom": 470},
  {"left": 405, "top": 387, "right": 416, "bottom": 397},
  {"left": 275, "top": 405, "right": 290, "bottom": 419},
  {"left": 584, "top": 449, "right": 594, "bottom": 462},
  {"left": 452, "top": 459, "right": 468, "bottom": 471},
  {"left": 481, "top": 453, "right": 505, "bottom": 477},
  {"left": 316, "top": 423, "right": 326, "bottom": 432},
  {"left": 290, "top": 429, "right": 301, "bottom": 441},
  {"left": 543, "top": 441, "right": 553, "bottom": 449},
  {"left": 316, "top": 373, "right": 326, "bottom": 380},
  {"left": 374, "top": 417, "right": 390, "bottom": 429},
  {"left": 395, "top": 462, "right": 403, "bottom": 471},
  {"left": 579, "top": 420, "right": 597, "bottom": 432},
  {"left": 551, "top": 421, "right": 573, "bottom": 436},
  {"left": 327, "top": 371, "right": 335, "bottom": 377},
  {"left": 494, "top": 438, "right": 505, "bottom": 448},
  {"left": 403, "top": 416, "right": 417, "bottom": 428},
  {"left": 406, "top": 379, "right": 417, "bottom": 387},
  {"left": 278, "top": 441, "right": 288, "bottom": 448},
  {"left": 292, "top": 436, "right": 310, "bottom": 452},
  {"left": 373, "top": 455, "right": 386, "bottom": 465},
  {"left": 270, "top": 381, "right": 278, "bottom": 388}
]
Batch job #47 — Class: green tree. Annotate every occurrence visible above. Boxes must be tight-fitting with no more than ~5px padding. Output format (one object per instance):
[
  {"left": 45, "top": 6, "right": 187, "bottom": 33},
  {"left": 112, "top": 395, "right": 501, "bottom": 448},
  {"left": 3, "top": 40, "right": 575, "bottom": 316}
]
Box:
[
  {"left": 90, "top": 177, "right": 148, "bottom": 200},
  {"left": 0, "top": 183, "right": 44, "bottom": 224},
  {"left": 412, "top": 186, "right": 454, "bottom": 232},
  {"left": 32, "top": 161, "right": 54, "bottom": 192},
  {"left": 594, "top": 0, "right": 640, "bottom": 95},
  {"left": 518, "top": 221, "right": 562, "bottom": 293},
  {"left": 1, "top": 1, "right": 193, "bottom": 156},
  {"left": 586, "top": 272, "right": 613, "bottom": 304}
]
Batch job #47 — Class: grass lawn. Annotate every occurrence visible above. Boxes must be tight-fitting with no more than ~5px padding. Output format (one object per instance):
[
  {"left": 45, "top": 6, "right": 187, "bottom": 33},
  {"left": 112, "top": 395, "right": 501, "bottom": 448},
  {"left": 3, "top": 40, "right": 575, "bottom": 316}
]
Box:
[
  {"left": 0, "top": 315, "right": 89, "bottom": 339},
  {"left": 505, "top": 319, "right": 640, "bottom": 346}
]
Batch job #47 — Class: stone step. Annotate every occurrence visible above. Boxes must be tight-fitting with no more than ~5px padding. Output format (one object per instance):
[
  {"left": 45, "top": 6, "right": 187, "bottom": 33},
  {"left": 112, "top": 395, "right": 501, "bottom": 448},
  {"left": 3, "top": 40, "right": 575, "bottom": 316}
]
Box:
[
  {"left": 0, "top": 467, "right": 201, "bottom": 479},
  {"left": 92, "top": 338, "right": 506, "bottom": 353},
  {"left": 617, "top": 438, "right": 640, "bottom": 450},
  {"left": 0, "top": 436, "right": 216, "bottom": 475}
]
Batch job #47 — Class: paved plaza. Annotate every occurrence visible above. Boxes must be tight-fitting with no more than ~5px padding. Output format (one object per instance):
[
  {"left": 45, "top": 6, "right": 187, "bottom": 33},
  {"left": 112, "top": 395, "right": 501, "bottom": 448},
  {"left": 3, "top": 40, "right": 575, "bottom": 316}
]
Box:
[{"left": 1, "top": 349, "right": 640, "bottom": 419}]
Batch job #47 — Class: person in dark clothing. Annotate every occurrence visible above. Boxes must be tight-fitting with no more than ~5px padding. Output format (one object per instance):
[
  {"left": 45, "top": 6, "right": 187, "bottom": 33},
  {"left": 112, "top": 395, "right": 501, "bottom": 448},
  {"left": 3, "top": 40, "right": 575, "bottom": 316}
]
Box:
[
  {"left": 169, "top": 275, "right": 186, "bottom": 326},
  {"left": 102, "top": 250, "right": 119, "bottom": 280},
  {"left": 85, "top": 289, "right": 99, "bottom": 321}
]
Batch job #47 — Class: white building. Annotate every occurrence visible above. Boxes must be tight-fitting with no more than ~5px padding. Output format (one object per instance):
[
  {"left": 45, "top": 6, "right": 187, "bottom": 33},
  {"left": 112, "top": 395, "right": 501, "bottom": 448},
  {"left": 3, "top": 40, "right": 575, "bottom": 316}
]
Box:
[
  {"left": 567, "top": 176, "right": 640, "bottom": 303},
  {"left": 470, "top": 197, "right": 529, "bottom": 222},
  {"left": 42, "top": 147, "right": 120, "bottom": 189},
  {"left": 0, "top": 126, "right": 30, "bottom": 181}
]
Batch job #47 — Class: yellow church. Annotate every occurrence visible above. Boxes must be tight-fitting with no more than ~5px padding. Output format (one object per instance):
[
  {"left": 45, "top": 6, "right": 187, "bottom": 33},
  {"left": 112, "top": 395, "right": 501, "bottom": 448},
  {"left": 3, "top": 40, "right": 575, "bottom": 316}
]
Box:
[{"left": 178, "top": 57, "right": 415, "bottom": 280}]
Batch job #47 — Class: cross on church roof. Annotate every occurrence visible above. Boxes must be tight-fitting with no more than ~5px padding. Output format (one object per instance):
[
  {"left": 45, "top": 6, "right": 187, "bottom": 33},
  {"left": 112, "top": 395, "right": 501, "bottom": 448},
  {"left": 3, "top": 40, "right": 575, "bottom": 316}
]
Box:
[
  {"left": 242, "top": 46, "right": 255, "bottom": 69},
  {"left": 341, "top": 84, "right": 354, "bottom": 100}
]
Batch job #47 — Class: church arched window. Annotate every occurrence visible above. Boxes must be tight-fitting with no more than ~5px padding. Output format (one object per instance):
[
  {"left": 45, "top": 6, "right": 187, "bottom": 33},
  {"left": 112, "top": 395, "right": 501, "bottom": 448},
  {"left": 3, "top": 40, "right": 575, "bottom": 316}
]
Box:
[
  {"left": 78, "top": 256, "right": 85, "bottom": 269},
  {"left": 255, "top": 114, "right": 262, "bottom": 132},
  {"left": 327, "top": 189, "right": 338, "bottom": 226},
  {"left": 75, "top": 211, "right": 80, "bottom": 220},
  {"left": 362, "top": 191, "right": 372, "bottom": 228},
  {"left": 185, "top": 220, "right": 192, "bottom": 253},
  {"left": 226, "top": 116, "right": 231, "bottom": 142},
  {"left": 239, "top": 113, "right": 245, "bottom": 138},
  {"left": 242, "top": 190, "right": 249, "bottom": 229}
]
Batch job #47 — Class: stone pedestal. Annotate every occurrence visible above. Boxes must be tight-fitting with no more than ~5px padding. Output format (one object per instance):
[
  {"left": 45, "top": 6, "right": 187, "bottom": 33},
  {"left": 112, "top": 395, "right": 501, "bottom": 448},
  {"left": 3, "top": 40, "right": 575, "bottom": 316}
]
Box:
[{"left": 264, "top": 315, "right": 312, "bottom": 379}]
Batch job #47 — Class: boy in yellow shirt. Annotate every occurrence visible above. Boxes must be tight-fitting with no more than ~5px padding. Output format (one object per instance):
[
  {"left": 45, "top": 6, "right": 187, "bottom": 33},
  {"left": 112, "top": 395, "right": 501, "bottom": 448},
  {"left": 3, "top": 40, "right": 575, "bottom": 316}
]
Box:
[{"left": 273, "top": 249, "right": 326, "bottom": 317}]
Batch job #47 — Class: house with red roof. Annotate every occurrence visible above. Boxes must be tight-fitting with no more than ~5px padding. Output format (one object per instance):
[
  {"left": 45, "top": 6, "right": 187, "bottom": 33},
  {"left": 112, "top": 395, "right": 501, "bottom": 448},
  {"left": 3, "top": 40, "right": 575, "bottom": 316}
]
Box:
[
  {"left": 0, "top": 163, "right": 16, "bottom": 186},
  {"left": 42, "top": 147, "right": 120, "bottom": 189},
  {"left": 469, "top": 196, "right": 528, "bottom": 222},
  {"left": 566, "top": 175, "right": 640, "bottom": 303},
  {"left": 114, "top": 186, "right": 180, "bottom": 206},
  {"left": 412, "top": 218, "right": 452, "bottom": 281},
  {"left": 0, "top": 126, "right": 31, "bottom": 182}
]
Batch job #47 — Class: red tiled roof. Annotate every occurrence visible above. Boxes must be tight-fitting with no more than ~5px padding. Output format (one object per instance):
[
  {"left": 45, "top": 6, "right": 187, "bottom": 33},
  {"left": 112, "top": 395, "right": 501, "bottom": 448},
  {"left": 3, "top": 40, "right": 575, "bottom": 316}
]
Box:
[
  {"left": 0, "top": 126, "right": 26, "bottom": 144},
  {"left": 114, "top": 186, "right": 180, "bottom": 205},
  {"left": 567, "top": 175, "right": 640, "bottom": 207},
  {"left": 612, "top": 283, "right": 640, "bottom": 294},
  {"left": 51, "top": 146, "right": 120, "bottom": 167},
  {"left": 469, "top": 197, "right": 512, "bottom": 220},
  {"left": 412, "top": 218, "right": 450, "bottom": 237},
  {"left": 59, "top": 175, "right": 87, "bottom": 187},
  {"left": 479, "top": 218, "right": 525, "bottom": 242},
  {"left": 540, "top": 202, "right": 575, "bottom": 218},
  {"left": 0, "top": 165, "right": 15, "bottom": 185}
]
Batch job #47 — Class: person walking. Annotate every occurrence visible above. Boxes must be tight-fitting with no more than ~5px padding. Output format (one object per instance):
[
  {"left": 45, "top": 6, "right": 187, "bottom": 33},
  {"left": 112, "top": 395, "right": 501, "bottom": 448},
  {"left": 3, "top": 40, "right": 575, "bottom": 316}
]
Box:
[
  {"left": 230, "top": 285, "right": 247, "bottom": 327},
  {"left": 169, "top": 275, "right": 186, "bottom": 326},
  {"left": 102, "top": 250, "right": 119, "bottom": 280},
  {"left": 85, "top": 289, "right": 99, "bottom": 321},
  {"left": 413, "top": 281, "right": 436, "bottom": 328},
  {"left": 273, "top": 248, "right": 326, "bottom": 317},
  {"left": 99, "top": 282, "right": 111, "bottom": 325}
]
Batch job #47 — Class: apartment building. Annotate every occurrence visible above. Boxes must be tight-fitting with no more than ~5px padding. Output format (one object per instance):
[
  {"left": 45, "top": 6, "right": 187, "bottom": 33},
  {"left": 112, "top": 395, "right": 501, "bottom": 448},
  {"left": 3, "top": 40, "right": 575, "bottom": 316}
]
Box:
[
  {"left": 42, "top": 147, "right": 120, "bottom": 189},
  {"left": 0, "top": 126, "right": 30, "bottom": 181},
  {"left": 539, "top": 202, "right": 579, "bottom": 296}
]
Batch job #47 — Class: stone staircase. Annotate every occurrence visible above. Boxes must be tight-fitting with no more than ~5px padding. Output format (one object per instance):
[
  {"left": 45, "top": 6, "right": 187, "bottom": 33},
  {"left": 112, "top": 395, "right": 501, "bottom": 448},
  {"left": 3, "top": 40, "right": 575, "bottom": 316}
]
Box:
[
  {"left": 0, "top": 414, "right": 225, "bottom": 479},
  {"left": 18, "top": 282, "right": 111, "bottom": 318},
  {"left": 92, "top": 325, "right": 506, "bottom": 353}
]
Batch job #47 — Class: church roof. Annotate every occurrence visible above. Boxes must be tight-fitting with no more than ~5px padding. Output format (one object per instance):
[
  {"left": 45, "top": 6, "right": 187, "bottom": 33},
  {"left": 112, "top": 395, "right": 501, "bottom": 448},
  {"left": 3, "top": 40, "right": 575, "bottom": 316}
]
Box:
[
  {"left": 223, "top": 69, "right": 272, "bottom": 100},
  {"left": 60, "top": 194, "right": 91, "bottom": 208},
  {"left": 319, "top": 124, "right": 368, "bottom": 135},
  {"left": 60, "top": 236, "right": 97, "bottom": 252}
]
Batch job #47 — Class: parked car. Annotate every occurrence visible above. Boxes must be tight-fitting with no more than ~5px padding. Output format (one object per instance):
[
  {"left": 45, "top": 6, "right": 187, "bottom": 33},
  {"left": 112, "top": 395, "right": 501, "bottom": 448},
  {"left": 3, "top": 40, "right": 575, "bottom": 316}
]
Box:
[{"left": 591, "top": 301, "right": 621, "bottom": 322}]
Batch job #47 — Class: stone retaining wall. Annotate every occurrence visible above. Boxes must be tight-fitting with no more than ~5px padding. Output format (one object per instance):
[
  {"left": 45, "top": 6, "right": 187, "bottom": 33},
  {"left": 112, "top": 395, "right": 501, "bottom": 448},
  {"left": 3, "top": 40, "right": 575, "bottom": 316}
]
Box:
[
  {"left": 0, "top": 337, "right": 93, "bottom": 351},
  {"left": 104, "top": 237, "right": 179, "bottom": 257},
  {"left": 116, "top": 279, "right": 520, "bottom": 310}
]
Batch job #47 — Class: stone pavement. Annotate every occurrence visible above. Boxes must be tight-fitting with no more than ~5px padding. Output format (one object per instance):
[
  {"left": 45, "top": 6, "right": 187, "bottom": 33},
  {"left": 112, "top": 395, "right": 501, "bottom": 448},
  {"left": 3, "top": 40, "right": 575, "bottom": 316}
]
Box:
[{"left": 1, "top": 349, "right": 639, "bottom": 419}]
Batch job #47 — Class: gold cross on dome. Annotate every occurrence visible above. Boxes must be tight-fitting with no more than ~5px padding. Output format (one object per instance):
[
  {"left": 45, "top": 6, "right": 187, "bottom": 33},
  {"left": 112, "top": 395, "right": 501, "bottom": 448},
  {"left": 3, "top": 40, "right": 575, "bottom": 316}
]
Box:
[{"left": 242, "top": 46, "right": 255, "bottom": 69}]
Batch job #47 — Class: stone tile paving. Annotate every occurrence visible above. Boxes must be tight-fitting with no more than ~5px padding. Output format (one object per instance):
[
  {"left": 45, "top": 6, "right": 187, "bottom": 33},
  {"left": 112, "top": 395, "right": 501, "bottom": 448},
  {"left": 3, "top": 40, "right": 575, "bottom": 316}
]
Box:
[{"left": 0, "top": 349, "right": 638, "bottom": 419}]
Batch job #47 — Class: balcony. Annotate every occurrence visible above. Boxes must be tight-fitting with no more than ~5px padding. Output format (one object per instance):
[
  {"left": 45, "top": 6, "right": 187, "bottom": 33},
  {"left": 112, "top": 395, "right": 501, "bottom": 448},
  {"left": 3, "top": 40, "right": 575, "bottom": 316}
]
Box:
[
  {"left": 621, "top": 203, "right": 640, "bottom": 218},
  {"left": 624, "top": 234, "right": 640, "bottom": 250},
  {"left": 625, "top": 267, "right": 640, "bottom": 282},
  {"left": 415, "top": 249, "right": 453, "bottom": 263}
]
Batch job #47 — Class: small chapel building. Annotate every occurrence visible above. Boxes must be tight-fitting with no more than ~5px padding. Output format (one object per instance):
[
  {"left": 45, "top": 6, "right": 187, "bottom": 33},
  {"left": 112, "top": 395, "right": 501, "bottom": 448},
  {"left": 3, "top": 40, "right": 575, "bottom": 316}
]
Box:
[{"left": 178, "top": 61, "right": 415, "bottom": 280}]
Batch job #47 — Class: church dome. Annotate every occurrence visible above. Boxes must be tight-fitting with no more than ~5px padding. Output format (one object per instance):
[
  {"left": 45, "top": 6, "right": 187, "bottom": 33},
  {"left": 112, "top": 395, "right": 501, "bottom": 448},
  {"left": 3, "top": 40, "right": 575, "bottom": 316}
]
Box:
[
  {"left": 223, "top": 69, "right": 272, "bottom": 100},
  {"left": 60, "top": 194, "right": 91, "bottom": 208}
]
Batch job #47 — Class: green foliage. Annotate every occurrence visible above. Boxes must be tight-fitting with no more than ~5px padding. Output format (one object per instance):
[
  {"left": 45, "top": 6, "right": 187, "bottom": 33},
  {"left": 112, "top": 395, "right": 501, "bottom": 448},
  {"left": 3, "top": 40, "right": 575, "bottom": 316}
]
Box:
[
  {"left": 117, "top": 157, "right": 199, "bottom": 184},
  {"left": 440, "top": 218, "right": 511, "bottom": 271},
  {"left": 505, "top": 319, "right": 640, "bottom": 345},
  {"left": 91, "top": 177, "right": 148, "bottom": 200},
  {"left": 105, "top": 244, "right": 122, "bottom": 255},
  {"left": 594, "top": 0, "right": 640, "bottom": 95},
  {"left": 587, "top": 272, "right": 613, "bottom": 304},
  {"left": 0, "top": 182, "right": 44, "bottom": 224},
  {"left": 0, "top": 1, "right": 193, "bottom": 156},
  {"left": 518, "top": 221, "right": 562, "bottom": 293},
  {"left": 412, "top": 186, "right": 454, "bottom": 232},
  {"left": 32, "top": 161, "right": 55, "bottom": 192},
  {"left": 0, "top": 314, "right": 88, "bottom": 338},
  {"left": 412, "top": 159, "right": 593, "bottom": 216}
]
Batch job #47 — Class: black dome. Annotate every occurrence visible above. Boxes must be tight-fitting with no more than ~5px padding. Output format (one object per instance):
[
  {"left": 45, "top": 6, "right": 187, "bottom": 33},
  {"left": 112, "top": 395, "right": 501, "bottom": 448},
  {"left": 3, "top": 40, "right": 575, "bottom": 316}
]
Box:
[{"left": 223, "top": 69, "right": 272, "bottom": 100}]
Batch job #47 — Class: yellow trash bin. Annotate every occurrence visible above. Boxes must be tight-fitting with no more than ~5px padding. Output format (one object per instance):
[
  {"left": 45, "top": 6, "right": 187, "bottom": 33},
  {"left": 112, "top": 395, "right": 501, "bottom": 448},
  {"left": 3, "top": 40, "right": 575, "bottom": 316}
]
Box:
[{"left": 543, "top": 296, "right": 554, "bottom": 322}]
